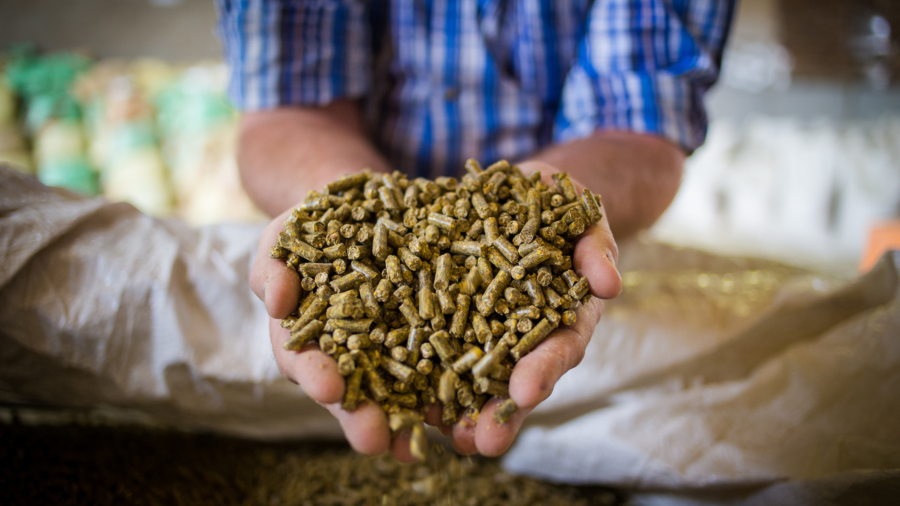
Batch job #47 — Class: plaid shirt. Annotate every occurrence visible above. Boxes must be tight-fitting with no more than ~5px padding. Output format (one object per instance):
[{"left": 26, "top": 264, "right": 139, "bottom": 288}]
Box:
[{"left": 216, "top": 0, "right": 734, "bottom": 178}]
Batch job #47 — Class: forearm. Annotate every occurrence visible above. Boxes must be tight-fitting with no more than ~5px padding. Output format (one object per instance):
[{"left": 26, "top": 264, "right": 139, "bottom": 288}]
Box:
[
  {"left": 237, "top": 100, "right": 391, "bottom": 217},
  {"left": 521, "top": 130, "right": 685, "bottom": 239}
]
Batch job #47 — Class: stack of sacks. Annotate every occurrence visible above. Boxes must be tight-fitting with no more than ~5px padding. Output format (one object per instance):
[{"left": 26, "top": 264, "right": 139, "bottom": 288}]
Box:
[
  {"left": 2, "top": 48, "right": 263, "bottom": 224},
  {"left": 75, "top": 60, "right": 174, "bottom": 217},
  {"left": 154, "top": 63, "right": 264, "bottom": 225},
  {"left": 652, "top": 117, "right": 900, "bottom": 270},
  {"left": 0, "top": 76, "right": 32, "bottom": 172},
  {"left": 3, "top": 47, "right": 98, "bottom": 196}
]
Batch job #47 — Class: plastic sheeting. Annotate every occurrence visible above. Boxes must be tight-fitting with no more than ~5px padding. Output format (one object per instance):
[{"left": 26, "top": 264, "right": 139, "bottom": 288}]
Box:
[{"left": 1, "top": 165, "right": 898, "bottom": 490}]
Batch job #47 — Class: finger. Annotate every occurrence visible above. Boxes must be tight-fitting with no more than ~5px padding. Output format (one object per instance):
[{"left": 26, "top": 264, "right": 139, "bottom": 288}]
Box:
[
  {"left": 270, "top": 319, "right": 344, "bottom": 404},
  {"left": 508, "top": 297, "right": 604, "bottom": 409},
  {"left": 320, "top": 400, "right": 391, "bottom": 455},
  {"left": 390, "top": 431, "right": 417, "bottom": 463},
  {"left": 474, "top": 398, "right": 533, "bottom": 457},
  {"left": 573, "top": 215, "right": 621, "bottom": 299},
  {"left": 251, "top": 209, "right": 303, "bottom": 319},
  {"left": 423, "top": 403, "right": 443, "bottom": 427},
  {"left": 451, "top": 415, "right": 478, "bottom": 455}
]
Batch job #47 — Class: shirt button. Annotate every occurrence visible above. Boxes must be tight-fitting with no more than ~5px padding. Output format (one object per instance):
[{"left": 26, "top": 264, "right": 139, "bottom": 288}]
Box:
[{"left": 444, "top": 87, "right": 458, "bottom": 101}]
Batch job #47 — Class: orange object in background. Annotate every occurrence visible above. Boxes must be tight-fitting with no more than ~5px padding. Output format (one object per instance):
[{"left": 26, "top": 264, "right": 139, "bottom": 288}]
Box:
[{"left": 861, "top": 220, "right": 900, "bottom": 272}]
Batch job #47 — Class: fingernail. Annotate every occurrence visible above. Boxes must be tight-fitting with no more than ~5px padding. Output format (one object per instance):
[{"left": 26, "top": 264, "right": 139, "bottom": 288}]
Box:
[{"left": 262, "top": 280, "right": 268, "bottom": 301}]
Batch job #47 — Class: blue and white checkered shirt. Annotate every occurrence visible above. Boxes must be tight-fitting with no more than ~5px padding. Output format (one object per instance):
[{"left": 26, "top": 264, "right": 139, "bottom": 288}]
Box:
[{"left": 216, "top": 0, "right": 734, "bottom": 178}]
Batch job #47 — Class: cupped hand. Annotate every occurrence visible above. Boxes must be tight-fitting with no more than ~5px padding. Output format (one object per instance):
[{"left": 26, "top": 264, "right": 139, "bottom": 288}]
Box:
[
  {"left": 445, "top": 161, "right": 621, "bottom": 457},
  {"left": 251, "top": 207, "right": 418, "bottom": 461}
]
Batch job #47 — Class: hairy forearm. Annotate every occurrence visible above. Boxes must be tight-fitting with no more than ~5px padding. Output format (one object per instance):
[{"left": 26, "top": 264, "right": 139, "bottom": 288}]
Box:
[
  {"left": 238, "top": 100, "right": 390, "bottom": 217},
  {"left": 522, "top": 130, "right": 685, "bottom": 239}
]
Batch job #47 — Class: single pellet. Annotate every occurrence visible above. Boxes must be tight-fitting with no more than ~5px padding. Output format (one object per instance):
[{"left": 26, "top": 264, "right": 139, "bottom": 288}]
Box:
[
  {"left": 416, "top": 358, "right": 434, "bottom": 376},
  {"left": 299, "top": 220, "right": 326, "bottom": 234},
  {"left": 428, "top": 330, "right": 458, "bottom": 363},
  {"left": 494, "top": 398, "right": 518, "bottom": 424},
  {"left": 449, "top": 294, "right": 471, "bottom": 338},
  {"left": 438, "top": 368, "right": 459, "bottom": 405},
  {"left": 581, "top": 188, "right": 602, "bottom": 223},
  {"left": 472, "top": 313, "right": 492, "bottom": 344},
  {"left": 397, "top": 247, "right": 422, "bottom": 271},
  {"left": 561, "top": 310, "right": 577, "bottom": 325},
  {"left": 370, "top": 323, "right": 387, "bottom": 345},
  {"left": 476, "top": 257, "right": 494, "bottom": 286},
  {"left": 347, "top": 333, "right": 372, "bottom": 350},
  {"left": 472, "top": 191, "right": 490, "bottom": 219},
  {"left": 408, "top": 237, "right": 433, "bottom": 260},
  {"left": 544, "top": 307, "right": 562, "bottom": 326},
  {"left": 278, "top": 233, "right": 325, "bottom": 262},
  {"left": 407, "top": 326, "right": 428, "bottom": 363},
  {"left": 516, "top": 319, "right": 533, "bottom": 333},
  {"left": 509, "top": 305, "right": 540, "bottom": 320},
  {"left": 378, "top": 185, "right": 401, "bottom": 212},
  {"left": 442, "top": 400, "right": 459, "bottom": 425},
  {"left": 451, "top": 346, "right": 485, "bottom": 374},
  {"left": 358, "top": 282, "right": 382, "bottom": 319},
  {"left": 381, "top": 357, "right": 417, "bottom": 384},
  {"left": 350, "top": 260, "right": 379, "bottom": 281},
  {"left": 515, "top": 188, "right": 541, "bottom": 245},
  {"left": 385, "top": 326, "right": 411, "bottom": 348},
  {"left": 372, "top": 222, "right": 389, "bottom": 260},
  {"left": 427, "top": 212, "right": 455, "bottom": 233},
  {"left": 329, "top": 271, "right": 367, "bottom": 293},
  {"left": 417, "top": 269, "right": 436, "bottom": 320},
  {"left": 391, "top": 346, "right": 409, "bottom": 363},
  {"left": 319, "top": 334, "right": 336, "bottom": 355},
  {"left": 568, "top": 276, "right": 590, "bottom": 300},
  {"left": 326, "top": 301, "right": 365, "bottom": 319},
  {"left": 473, "top": 377, "right": 509, "bottom": 398},
  {"left": 459, "top": 266, "right": 482, "bottom": 296},
  {"left": 472, "top": 341, "right": 509, "bottom": 379},
  {"left": 457, "top": 382, "right": 476, "bottom": 407},
  {"left": 433, "top": 253, "right": 452, "bottom": 291},
  {"left": 543, "top": 285, "right": 565, "bottom": 309},
  {"left": 561, "top": 270, "right": 580, "bottom": 288},
  {"left": 338, "top": 353, "right": 356, "bottom": 376},
  {"left": 342, "top": 368, "right": 364, "bottom": 410},
  {"left": 382, "top": 255, "right": 402, "bottom": 284},
  {"left": 450, "top": 240, "right": 487, "bottom": 257},
  {"left": 332, "top": 329, "right": 350, "bottom": 345},
  {"left": 325, "top": 172, "right": 369, "bottom": 194},
  {"left": 284, "top": 320, "right": 325, "bottom": 351},
  {"left": 494, "top": 235, "right": 519, "bottom": 264},
  {"left": 292, "top": 296, "right": 328, "bottom": 332},
  {"left": 410, "top": 422, "right": 428, "bottom": 461},
  {"left": 480, "top": 270, "right": 511, "bottom": 316},
  {"left": 329, "top": 318, "right": 374, "bottom": 334},
  {"left": 510, "top": 319, "right": 553, "bottom": 361}
]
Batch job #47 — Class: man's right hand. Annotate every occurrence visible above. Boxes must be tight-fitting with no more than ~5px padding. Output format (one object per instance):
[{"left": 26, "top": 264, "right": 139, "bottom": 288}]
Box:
[{"left": 238, "top": 102, "right": 412, "bottom": 457}]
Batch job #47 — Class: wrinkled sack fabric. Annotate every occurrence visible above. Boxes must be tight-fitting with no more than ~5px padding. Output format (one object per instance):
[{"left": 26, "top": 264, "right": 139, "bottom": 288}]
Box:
[{"left": 1, "top": 165, "right": 898, "bottom": 488}]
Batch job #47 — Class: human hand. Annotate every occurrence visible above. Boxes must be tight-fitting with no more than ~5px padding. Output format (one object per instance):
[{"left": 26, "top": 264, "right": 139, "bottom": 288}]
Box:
[
  {"left": 250, "top": 206, "right": 432, "bottom": 461},
  {"left": 444, "top": 160, "right": 622, "bottom": 456}
]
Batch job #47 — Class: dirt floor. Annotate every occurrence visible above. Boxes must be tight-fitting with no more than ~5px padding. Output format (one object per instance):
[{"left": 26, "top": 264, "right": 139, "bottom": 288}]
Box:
[{"left": 0, "top": 421, "right": 623, "bottom": 506}]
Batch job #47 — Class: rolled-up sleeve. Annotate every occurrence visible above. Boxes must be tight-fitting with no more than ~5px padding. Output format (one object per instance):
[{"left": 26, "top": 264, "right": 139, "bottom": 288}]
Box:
[
  {"left": 215, "top": 0, "right": 372, "bottom": 111},
  {"left": 554, "top": 0, "right": 735, "bottom": 153}
]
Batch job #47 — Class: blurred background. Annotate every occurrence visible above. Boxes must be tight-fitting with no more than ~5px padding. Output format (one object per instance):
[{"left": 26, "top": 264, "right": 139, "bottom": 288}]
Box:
[{"left": 1, "top": 0, "right": 898, "bottom": 272}]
